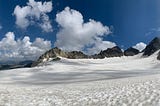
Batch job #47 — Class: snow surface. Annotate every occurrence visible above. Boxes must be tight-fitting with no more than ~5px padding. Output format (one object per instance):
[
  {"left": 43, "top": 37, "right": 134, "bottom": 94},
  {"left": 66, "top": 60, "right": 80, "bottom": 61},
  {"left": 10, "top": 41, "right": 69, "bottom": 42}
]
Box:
[{"left": 0, "top": 52, "right": 160, "bottom": 106}]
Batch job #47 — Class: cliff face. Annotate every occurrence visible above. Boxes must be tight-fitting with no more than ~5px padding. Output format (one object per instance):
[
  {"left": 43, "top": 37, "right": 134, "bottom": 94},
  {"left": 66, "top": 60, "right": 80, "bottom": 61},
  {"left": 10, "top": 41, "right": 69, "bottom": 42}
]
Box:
[{"left": 143, "top": 37, "right": 160, "bottom": 56}]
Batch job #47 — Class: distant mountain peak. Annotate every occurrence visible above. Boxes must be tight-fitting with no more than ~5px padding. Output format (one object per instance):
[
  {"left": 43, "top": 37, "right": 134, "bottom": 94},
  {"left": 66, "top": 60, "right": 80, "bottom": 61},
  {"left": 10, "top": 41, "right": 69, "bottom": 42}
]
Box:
[{"left": 124, "top": 47, "right": 139, "bottom": 56}]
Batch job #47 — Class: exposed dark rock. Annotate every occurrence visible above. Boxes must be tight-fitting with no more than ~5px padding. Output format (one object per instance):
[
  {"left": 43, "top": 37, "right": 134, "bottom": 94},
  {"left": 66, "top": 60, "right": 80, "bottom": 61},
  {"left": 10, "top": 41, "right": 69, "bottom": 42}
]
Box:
[
  {"left": 38, "top": 47, "right": 88, "bottom": 60},
  {"left": 31, "top": 47, "right": 88, "bottom": 67},
  {"left": 31, "top": 46, "right": 132, "bottom": 67},
  {"left": 157, "top": 52, "right": 160, "bottom": 60},
  {"left": 91, "top": 46, "right": 123, "bottom": 59},
  {"left": 33, "top": 37, "right": 160, "bottom": 67},
  {"left": 124, "top": 47, "right": 139, "bottom": 56},
  {"left": 31, "top": 47, "right": 65, "bottom": 67},
  {"left": 99, "top": 46, "right": 123, "bottom": 57},
  {"left": 91, "top": 53, "right": 105, "bottom": 59},
  {"left": 67, "top": 51, "right": 88, "bottom": 59},
  {"left": 143, "top": 37, "right": 160, "bottom": 56}
]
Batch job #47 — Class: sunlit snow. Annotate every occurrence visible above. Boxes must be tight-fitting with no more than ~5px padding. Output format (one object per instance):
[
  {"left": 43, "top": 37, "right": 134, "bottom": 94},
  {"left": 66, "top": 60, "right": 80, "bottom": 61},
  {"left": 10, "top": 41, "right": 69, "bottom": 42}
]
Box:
[{"left": 0, "top": 52, "right": 159, "bottom": 105}]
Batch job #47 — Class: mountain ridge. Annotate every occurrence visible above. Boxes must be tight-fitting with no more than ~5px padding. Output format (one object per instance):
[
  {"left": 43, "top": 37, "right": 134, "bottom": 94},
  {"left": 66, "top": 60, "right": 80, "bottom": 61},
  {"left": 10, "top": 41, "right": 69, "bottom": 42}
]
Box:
[
  {"left": 0, "top": 37, "right": 159, "bottom": 69},
  {"left": 32, "top": 37, "right": 160, "bottom": 67}
]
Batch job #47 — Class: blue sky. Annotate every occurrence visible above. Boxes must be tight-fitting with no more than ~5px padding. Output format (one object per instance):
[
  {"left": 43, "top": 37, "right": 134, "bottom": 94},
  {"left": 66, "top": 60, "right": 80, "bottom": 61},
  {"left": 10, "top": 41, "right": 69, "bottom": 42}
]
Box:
[{"left": 0, "top": 0, "right": 160, "bottom": 61}]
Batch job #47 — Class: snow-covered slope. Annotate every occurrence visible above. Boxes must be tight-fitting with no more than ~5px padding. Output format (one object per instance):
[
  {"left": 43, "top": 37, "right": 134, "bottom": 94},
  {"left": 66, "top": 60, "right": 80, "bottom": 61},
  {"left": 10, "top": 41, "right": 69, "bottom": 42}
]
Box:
[{"left": 0, "top": 52, "right": 159, "bottom": 105}]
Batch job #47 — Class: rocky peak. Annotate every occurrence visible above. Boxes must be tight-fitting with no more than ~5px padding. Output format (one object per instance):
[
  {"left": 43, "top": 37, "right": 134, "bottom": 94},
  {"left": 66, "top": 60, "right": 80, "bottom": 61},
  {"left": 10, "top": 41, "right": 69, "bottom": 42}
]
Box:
[
  {"left": 92, "top": 46, "right": 123, "bottom": 59},
  {"left": 31, "top": 47, "right": 88, "bottom": 67},
  {"left": 101, "top": 46, "right": 123, "bottom": 57},
  {"left": 38, "top": 47, "right": 67, "bottom": 61},
  {"left": 31, "top": 47, "right": 65, "bottom": 67},
  {"left": 67, "top": 51, "right": 88, "bottom": 59},
  {"left": 124, "top": 47, "right": 139, "bottom": 56},
  {"left": 143, "top": 37, "right": 160, "bottom": 56}
]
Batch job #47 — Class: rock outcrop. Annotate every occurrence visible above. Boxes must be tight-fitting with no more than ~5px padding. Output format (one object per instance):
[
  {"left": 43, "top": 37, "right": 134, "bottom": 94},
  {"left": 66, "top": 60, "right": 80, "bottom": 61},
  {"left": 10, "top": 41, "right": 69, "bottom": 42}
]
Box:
[
  {"left": 67, "top": 51, "right": 88, "bottom": 59},
  {"left": 157, "top": 52, "right": 160, "bottom": 60},
  {"left": 92, "top": 46, "right": 123, "bottom": 59},
  {"left": 100, "top": 46, "right": 123, "bottom": 57},
  {"left": 38, "top": 47, "right": 67, "bottom": 61},
  {"left": 143, "top": 37, "right": 160, "bottom": 56},
  {"left": 31, "top": 47, "right": 88, "bottom": 67},
  {"left": 124, "top": 47, "right": 139, "bottom": 56},
  {"left": 31, "top": 47, "right": 65, "bottom": 67}
]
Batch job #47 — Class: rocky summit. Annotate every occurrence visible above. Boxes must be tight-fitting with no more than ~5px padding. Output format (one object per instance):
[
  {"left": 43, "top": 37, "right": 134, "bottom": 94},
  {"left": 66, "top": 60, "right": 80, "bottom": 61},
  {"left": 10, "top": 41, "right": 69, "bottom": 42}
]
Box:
[
  {"left": 31, "top": 47, "right": 88, "bottom": 67},
  {"left": 92, "top": 46, "right": 123, "bottom": 59},
  {"left": 100, "top": 46, "right": 123, "bottom": 57},
  {"left": 124, "top": 47, "right": 139, "bottom": 56},
  {"left": 66, "top": 51, "right": 88, "bottom": 59},
  {"left": 143, "top": 37, "right": 160, "bottom": 56}
]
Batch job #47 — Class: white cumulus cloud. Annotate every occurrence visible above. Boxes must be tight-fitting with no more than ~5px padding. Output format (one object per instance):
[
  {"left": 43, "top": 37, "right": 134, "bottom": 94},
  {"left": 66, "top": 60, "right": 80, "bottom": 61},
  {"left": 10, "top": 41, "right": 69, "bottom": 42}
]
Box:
[
  {"left": 133, "top": 42, "right": 146, "bottom": 52},
  {"left": 55, "top": 7, "right": 113, "bottom": 54},
  {"left": 13, "top": 0, "right": 53, "bottom": 32},
  {"left": 0, "top": 32, "right": 51, "bottom": 62},
  {"left": 86, "top": 39, "right": 116, "bottom": 55}
]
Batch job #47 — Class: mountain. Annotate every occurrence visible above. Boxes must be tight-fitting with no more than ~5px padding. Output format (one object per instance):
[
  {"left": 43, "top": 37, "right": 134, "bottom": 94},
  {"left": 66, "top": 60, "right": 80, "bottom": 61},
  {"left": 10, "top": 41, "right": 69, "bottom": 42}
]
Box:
[
  {"left": 31, "top": 37, "right": 160, "bottom": 67},
  {"left": 101, "top": 46, "right": 123, "bottom": 57},
  {"left": 0, "top": 60, "right": 33, "bottom": 70},
  {"left": 38, "top": 47, "right": 88, "bottom": 60},
  {"left": 1, "top": 36, "right": 159, "bottom": 68},
  {"left": 32, "top": 46, "right": 124, "bottom": 66},
  {"left": 158, "top": 52, "right": 160, "bottom": 60},
  {"left": 92, "top": 46, "right": 123, "bottom": 59},
  {"left": 31, "top": 47, "right": 88, "bottom": 67},
  {"left": 143, "top": 37, "right": 160, "bottom": 56},
  {"left": 124, "top": 47, "right": 139, "bottom": 56}
]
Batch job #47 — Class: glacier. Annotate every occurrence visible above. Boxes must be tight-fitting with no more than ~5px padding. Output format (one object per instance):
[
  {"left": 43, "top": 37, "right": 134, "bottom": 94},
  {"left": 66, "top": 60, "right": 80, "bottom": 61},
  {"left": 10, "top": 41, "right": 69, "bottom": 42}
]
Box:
[{"left": 0, "top": 52, "right": 159, "bottom": 105}]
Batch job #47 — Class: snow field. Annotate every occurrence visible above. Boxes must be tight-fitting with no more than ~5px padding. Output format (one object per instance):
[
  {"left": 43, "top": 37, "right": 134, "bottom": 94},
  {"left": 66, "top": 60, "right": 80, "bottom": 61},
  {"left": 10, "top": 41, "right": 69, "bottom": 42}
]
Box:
[
  {"left": 0, "top": 52, "right": 159, "bottom": 105},
  {"left": 0, "top": 75, "right": 160, "bottom": 106}
]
